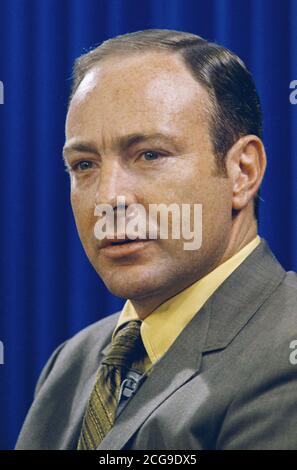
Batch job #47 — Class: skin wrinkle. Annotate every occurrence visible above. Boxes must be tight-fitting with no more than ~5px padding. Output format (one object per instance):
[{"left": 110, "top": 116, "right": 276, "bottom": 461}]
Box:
[{"left": 64, "top": 51, "right": 266, "bottom": 320}]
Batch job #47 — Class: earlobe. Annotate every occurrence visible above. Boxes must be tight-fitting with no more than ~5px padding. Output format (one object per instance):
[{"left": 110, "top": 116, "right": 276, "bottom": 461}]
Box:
[{"left": 227, "top": 135, "right": 266, "bottom": 212}]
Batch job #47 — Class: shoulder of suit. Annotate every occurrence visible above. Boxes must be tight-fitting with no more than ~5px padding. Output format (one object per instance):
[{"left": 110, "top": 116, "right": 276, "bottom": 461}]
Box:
[
  {"left": 261, "top": 270, "right": 297, "bottom": 340},
  {"left": 278, "top": 270, "right": 297, "bottom": 311},
  {"left": 276, "top": 270, "right": 297, "bottom": 302},
  {"left": 52, "top": 310, "right": 121, "bottom": 364},
  {"left": 34, "top": 311, "right": 121, "bottom": 397}
]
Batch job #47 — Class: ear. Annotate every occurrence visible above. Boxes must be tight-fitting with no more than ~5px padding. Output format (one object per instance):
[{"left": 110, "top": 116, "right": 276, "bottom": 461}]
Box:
[{"left": 226, "top": 135, "right": 267, "bottom": 212}]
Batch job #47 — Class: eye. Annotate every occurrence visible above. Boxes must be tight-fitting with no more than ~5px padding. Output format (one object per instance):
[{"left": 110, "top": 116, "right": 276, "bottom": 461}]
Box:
[
  {"left": 73, "top": 161, "right": 94, "bottom": 171},
  {"left": 142, "top": 151, "right": 161, "bottom": 161}
]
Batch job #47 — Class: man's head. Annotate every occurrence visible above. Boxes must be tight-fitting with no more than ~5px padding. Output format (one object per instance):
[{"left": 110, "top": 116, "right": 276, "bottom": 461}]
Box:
[{"left": 64, "top": 29, "right": 266, "bottom": 315}]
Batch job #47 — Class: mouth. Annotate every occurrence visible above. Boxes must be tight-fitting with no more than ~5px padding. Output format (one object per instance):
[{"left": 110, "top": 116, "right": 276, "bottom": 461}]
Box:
[
  {"left": 99, "top": 237, "right": 153, "bottom": 258},
  {"left": 110, "top": 239, "right": 138, "bottom": 246}
]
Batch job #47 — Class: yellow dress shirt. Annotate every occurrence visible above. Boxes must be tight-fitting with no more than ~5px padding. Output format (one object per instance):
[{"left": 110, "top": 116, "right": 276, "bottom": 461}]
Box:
[{"left": 113, "top": 235, "right": 261, "bottom": 371}]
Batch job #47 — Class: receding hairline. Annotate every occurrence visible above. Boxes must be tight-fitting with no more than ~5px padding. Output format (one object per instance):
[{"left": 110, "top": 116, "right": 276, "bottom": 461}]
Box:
[
  {"left": 71, "top": 48, "right": 212, "bottom": 106},
  {"left": 71, "top": 50, "right": 202, "bottom": 105},
  {"left": 69, "top": 30, "right": 208, "bottom": 102}
]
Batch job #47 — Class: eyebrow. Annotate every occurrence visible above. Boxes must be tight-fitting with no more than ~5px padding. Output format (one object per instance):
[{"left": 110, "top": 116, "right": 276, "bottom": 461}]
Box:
[
  {"left": 63, "top": 132, "right": 181, "bottom": 161},
  {"left": 62, "top": 141, "right": 98, "bottom": 162}
]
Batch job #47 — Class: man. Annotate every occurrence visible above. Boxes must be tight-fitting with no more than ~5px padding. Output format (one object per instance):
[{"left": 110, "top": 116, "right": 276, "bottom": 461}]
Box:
[{"left": 16, "top": 29, "right": 297, "bottom": 450}]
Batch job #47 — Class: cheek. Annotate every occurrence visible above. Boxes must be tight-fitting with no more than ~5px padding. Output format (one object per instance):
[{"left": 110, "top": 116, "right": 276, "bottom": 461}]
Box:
[
  {"left": 70, "top": 176, "right": 96, "bottom": 209},
  {"left": 70, "top": 188, "right": 96, "bottom": 238},
  {"left": 201, "top": 184, "right": 233, "bottom": 236}
]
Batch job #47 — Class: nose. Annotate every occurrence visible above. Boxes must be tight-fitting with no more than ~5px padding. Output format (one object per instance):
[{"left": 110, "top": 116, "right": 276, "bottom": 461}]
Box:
[{"left": 95, "top": 160, "right": 137, "bottom": 209}]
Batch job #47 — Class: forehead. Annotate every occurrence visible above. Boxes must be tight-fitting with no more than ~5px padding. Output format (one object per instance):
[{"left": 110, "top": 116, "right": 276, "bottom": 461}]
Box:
[{"left": 66, "top": 52, "right": 211, "bottom": 141}]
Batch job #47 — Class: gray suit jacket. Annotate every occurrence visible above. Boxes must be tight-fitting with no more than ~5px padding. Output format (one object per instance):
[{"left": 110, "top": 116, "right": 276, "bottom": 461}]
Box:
[{"left": 16, "top": 238, "right": 297, "bottom": 450}]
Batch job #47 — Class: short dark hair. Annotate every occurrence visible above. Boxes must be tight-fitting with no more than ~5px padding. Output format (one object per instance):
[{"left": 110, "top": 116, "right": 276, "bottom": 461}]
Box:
[{"left": 70, "top": 29, "right": 263, "bottom": 220}]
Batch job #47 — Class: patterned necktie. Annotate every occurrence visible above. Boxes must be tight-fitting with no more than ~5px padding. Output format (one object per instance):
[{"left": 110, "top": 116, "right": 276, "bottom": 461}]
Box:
[{"left": 77, "top": 320, "right": 147, "bottom": 450}]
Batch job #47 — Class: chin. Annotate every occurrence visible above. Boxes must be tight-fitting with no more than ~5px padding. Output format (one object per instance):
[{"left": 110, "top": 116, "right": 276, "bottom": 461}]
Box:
[{"left": 100, "top": 269, "right": 164, "bottom": 301}]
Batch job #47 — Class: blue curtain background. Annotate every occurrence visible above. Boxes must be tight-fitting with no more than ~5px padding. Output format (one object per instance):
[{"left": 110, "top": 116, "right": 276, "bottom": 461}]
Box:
[{"left": 0, "top": 0, "right": 296, "bottom": 450}]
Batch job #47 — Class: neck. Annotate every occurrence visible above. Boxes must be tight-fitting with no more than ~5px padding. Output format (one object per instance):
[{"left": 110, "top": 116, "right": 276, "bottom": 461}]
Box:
[{"left": 219, "top": 204, "right": 258, "bottom": 266}]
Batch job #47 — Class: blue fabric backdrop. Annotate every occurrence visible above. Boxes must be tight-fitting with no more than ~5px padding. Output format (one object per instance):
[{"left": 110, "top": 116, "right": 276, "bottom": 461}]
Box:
[{"left": 0, "top": 0, "right": 296, "bottom": 450}]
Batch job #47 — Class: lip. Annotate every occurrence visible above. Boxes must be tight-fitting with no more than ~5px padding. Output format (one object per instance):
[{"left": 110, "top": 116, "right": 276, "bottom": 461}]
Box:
[{"left": 100, "top": 239, "right": 153, "bottom": 258}]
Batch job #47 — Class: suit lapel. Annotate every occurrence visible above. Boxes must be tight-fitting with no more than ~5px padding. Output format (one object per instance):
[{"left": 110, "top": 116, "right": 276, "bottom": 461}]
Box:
[{"left": 97, "top": 238, "right": 286, "bottom": 450}]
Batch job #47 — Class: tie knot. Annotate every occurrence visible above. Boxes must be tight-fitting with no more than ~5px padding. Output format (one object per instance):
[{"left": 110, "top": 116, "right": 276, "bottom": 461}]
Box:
[{"left": 102, "top": 320, "right": 144, "bottom": 369}]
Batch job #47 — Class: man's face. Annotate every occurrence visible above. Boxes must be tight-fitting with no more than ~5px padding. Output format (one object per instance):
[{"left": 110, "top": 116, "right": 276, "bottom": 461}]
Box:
[{"left": 64, "top": 52, "right": 233, "bottom": 303}]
